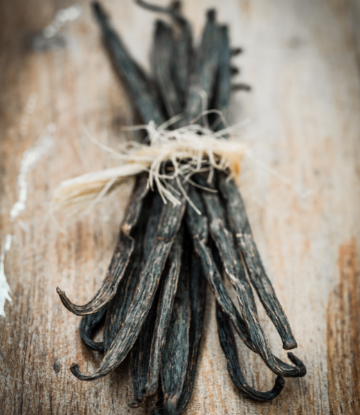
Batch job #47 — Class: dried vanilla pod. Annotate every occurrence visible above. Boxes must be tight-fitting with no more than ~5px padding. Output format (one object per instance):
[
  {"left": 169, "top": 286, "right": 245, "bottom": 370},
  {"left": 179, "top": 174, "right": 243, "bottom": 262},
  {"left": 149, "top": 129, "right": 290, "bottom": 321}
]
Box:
[
  {"left": 79, "top": 305, "right": 107, "bottom": 353},
  {"left": 218, "top": 174, "right": 298, "bottom": 350},
  {"left": 160, "top": 230, "right": 191, "bottom": 414},
  {"left": 211, "top": 23, "right": 297, "bottom": 351},
  {"left": 70, "top": 181, "right": 186, "bottom": 381},
  {"left": 103, "top": 191, "right": 152, "bottom": 353},
  {"left": 151, "top": 21, "right": 182, "bottom": 119},
  {"left": 216, "top": 305, "right": 285, "bottom": 401},
  {"left": 92, "top": 2, "right": 164, "bottom": 126},
  {"left": 55, "top": 1, "right": 306, "bottom": 413},
  {"left": 175, "top": 253, "right": 206, "bottom": 414},
  {"left": 56, "top": 174, "right": 149, "bottom": 316},
  {"left": 130, "top": 290, "right": 159, "bottom": 407},
  {"left": 143, "top": 232, "right": 182, "bottom": 398}
]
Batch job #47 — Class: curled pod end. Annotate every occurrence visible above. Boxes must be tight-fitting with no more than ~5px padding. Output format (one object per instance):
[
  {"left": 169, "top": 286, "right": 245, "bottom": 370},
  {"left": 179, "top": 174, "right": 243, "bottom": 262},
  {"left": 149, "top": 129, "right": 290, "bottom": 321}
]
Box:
[
  {"left": 274, "top": 375, "right": 286, "bottom": 390},
  {"left": 92, "top": 1, "right": 106, "bottom": 19},
  {"left": 56, "top": 287, "right": 85, "bottom": 316},
  {"left": 70, "top": 363, "right": 98, "bottom": 381},
  {"left": 142, "top": 381, "right": 158, "bottom": 399},
  {"left": 287, "top": 352, "right": 307, "bottom": 377},
  {"left": 70, "top": 363, "right": 82, "bottom": 379},
  {"left": 162, "top": 397, "right": 177, "bottom": 415},
  {"left": 282, "top": 337, "right": 298, "bottom": 351},
  {"left": 56, "top": 287, "right": 73, "bottom": 310},
  {"left": 128, "top": 397, "right": 145, "bottom": 408}
]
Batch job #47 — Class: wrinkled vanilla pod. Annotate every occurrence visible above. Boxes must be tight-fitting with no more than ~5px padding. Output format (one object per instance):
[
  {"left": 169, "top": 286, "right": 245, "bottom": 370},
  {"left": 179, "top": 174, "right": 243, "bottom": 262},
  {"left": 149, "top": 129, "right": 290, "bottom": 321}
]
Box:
[
  {"left": 211, "top": 24, "right": 297, "bottom": 351},
  {"left": 160, "top": 231, "right": 191, "bottom": 414},
  {"left": 175, "top": 253, "right": 206, "bottom": 414},
  {"left": 216, "top": 306, "right": 285, "bottom": 401},
  {"left": 185, "top": 184, "right": 305, "bottom": 378},
  {"left": 103, "top": 192, "right": 153, "bottom": 353},
  {"left": 218, "top": 174, "right": 298, "bottom": 350},
  {"left": 143, "top": 233, "right": 182, "bottom": 398},
  {"left": 56, "top": 2, "right": 306, "bottom": 413},
  {"left": 79, "top": 305, "right": 107, "bottom": 353},
  {"left": 56, "top": 174, "right": 148, "bottom": 315},
  {"left": 151, "top": 21, "right": 182, "bottom": 119},
  {"left": 70, "top": 180, "right": 186, "bottom": 381},
  {"left": 130, "top": 290, "right": 159, "bottom": 407}
]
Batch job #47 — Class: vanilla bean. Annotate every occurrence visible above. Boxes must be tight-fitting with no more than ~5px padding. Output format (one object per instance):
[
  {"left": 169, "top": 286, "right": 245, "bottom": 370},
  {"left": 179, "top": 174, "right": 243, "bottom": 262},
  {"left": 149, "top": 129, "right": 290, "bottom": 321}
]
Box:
[
  {"left": 216, "top": 305, "right": 285, "bottom": 401},
  {"left": 211, "top": 26, "right": 231, "bottom": 130},
  {"left": 92, "top": 2, "right": 164, "bottom": 126},
  {"left": 209, "top": 25, "right": 298, "bottom": 351},
  {"left": 160, "top": 231, "right": 191, "bottom": 414},
  {"left": 56, "top": 174, "right": 148, "bottom": 316},
  {"left": 185, "top": 185, "right": 306, "bottom": 377},
  {"left": 103, "top": 259, "right": 139, "bottom": 353},
  {"left": 130, "top": 292, "right": 159, "bottom": 407},
  {"left": 79, "top": 305, "right": 107, "bottom": 353},
  {"left": 211, "top": 244, "right": 286, "bottom": 401},
  {"left": 184, "top": 10, "right": 220, "bottom": 123},
  {"left": 151, "top": 21, "right": 182, "bottom": 120},
  {"left": 176, "top": 252, "right": 207, "bottom": 414},
  {"left": 136, "top": 0, "right": 193, "bottom": 103},
  {"left": 217, "top": 174, "right": 298, "bottom": 350},
  {"left": 143, "top": 232, "right": 182, "bottom": 398},
  {"left": 70, "top": 182, "right": 186, "bottom": 381},
  {"left": 128, "top": 192, "right": 164, "bottom": 405}
]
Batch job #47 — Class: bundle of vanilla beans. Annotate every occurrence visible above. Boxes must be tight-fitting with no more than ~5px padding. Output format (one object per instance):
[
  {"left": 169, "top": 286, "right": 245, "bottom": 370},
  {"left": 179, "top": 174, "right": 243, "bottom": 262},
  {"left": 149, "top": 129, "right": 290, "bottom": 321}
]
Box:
[{"left": 57, "top": 1, "right": 306, "bottom": 413}]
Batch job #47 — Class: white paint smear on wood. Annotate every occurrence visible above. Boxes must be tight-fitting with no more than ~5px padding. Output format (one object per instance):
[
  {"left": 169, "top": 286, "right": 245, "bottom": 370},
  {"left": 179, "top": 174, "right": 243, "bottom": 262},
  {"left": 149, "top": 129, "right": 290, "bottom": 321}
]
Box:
[
  {"left": 10, "top": 136, "right": 53, "bottom": 221},
  {"left": 1, "top": 135, "right": 53, "bottom": 317},
  {"left": 0, "top": 235, "right": 12, "bottom": 317}
]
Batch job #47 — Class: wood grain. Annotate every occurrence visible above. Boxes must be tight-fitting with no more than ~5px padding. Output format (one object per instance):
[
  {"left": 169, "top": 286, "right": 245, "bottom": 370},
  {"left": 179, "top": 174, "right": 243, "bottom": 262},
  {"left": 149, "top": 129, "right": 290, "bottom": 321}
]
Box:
[{"left": 1, "top": 0, "right": 360, "bottom": 413}]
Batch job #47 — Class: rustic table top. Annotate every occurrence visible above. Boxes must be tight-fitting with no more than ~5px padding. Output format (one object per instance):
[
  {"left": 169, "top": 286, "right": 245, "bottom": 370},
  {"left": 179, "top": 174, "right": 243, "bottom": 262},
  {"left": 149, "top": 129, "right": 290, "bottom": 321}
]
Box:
[{"left": 1, "top": 0, "right": 360, "bottom": 414}]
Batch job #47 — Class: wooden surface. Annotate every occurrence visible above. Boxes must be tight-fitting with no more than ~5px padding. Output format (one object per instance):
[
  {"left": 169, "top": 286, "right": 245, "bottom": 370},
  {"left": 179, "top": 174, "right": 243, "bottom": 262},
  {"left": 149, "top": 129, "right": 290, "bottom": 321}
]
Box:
[{"left": 1, "top": 0, "right": 360, "bottom": 413}]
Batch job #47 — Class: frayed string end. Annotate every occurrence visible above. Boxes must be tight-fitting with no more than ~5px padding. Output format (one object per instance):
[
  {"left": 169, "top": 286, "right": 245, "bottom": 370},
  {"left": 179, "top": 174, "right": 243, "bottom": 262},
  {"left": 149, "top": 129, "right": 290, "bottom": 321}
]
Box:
[{"left": 52, "top": 120, "right": 247, "bottom": 211}]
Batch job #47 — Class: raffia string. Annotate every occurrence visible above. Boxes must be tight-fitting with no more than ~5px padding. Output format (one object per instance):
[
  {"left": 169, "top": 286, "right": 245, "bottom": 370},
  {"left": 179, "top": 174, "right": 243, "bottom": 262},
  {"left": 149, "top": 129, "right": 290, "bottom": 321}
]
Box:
[{"left": 53, "top": 121, "right": 247, "bottom": 213}]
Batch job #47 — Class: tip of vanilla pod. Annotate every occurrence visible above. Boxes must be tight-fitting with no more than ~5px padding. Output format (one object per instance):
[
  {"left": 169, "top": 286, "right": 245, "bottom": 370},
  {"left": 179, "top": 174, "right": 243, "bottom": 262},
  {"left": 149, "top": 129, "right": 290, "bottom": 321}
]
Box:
[
  {"left": 91, "top": 1, "right": 107, "bottom": 20},
  {"left": 207, "top": 9, "right": 216, "bottom": 20}
]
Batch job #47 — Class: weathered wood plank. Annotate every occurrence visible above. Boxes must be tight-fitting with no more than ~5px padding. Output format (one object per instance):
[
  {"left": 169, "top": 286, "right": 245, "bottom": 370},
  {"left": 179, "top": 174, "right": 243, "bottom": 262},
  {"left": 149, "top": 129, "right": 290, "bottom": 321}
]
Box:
[{"left": 1, "top": 0, "right": 360, "bottom": 414}]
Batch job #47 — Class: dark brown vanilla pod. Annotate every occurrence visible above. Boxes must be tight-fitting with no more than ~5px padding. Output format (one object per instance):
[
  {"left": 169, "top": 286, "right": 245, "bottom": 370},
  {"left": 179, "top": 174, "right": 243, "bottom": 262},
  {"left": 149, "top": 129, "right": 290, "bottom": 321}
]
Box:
[
  {"left": 79, "top": 305, "right": 107, "bottom": 353},
  {"left": 129, "top": 192, "right": 164, "bottom": 406},
  {"left": 143, "top": 232, "right": 182, "bottom": 398},
  {"left": 103, "top": 197, "right": 149, "bottom": 353},
  {"left": 216, "top": 305, "right": 285, "bottom": 401},
  {"left": 160, "top": 231, "right": 191, "bottom": 414},
  {"left": 184, "top": 185, "right": 252, "bottom": 351},
  {"left": 56, "top": 174, "right": 148, "bottom": 316},
  {"left": 217, "top": 173, "right": 298, "bottom": 351},
  {"left": 103, "top": 258, "right": 138, "bottom": 353},
  {"left": 175, "top": 252, "right": 207, "bottom": 414},
  {"left": 185, "top": 184, "right": 306, "bottom": 378},
  {"left": 70, "top": 181, "right": 187, "bottom": 381},
  {"left": 136, "top": 0, "right": 194, "bottom": 105},
  {"left": 92, "top": 2, "right": 164, "bottom": 126},
  {"left": 196, "top": 175, "right": 256, "bottom": 310},
  {"left": 171, "top": 21, "right": 193, "bottom": 108},
  {"left": 208, "top": 23, "right": 298, "bottom": 352},
  {"left": 151, "top": 21, "right": 182, "bottom": 120},
  {"left": 103, "top": 192, "right": 152, "bottom": 352},
  {"left": 130, "top": 290, "right": 159, "bottom": 407},
  {"left": 184, "top": 9, "right": 220, "bottom": 123},
  {"left": 211, "top": 25, "right": 231, "bottom": 130},
  {"left": 211, "top": 244, "right": 286, "bottom": 401}
]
